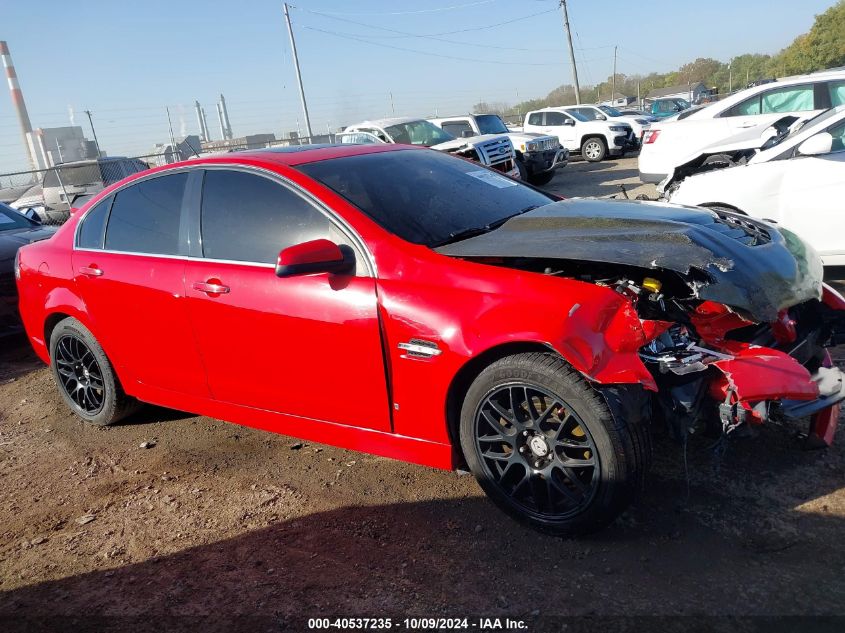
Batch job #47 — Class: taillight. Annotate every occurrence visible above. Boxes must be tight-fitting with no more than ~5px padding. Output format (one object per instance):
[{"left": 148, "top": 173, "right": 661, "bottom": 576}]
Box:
[
  {"left": 643, "top": 129, "right": 661, "bottom": 144},
  {"left": 14, "top": 249, "right": 22, "bottom": 281}
]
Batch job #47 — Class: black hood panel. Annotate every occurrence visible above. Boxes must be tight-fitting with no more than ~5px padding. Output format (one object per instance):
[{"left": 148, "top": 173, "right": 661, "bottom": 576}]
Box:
[{"left": 435, "top": 199, "right": 822, "bottom": 322}]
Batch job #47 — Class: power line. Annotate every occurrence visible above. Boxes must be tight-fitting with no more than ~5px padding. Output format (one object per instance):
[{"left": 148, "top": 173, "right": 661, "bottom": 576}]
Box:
[
  {"left": 293, "top": 0, "right": 497, "bottom": 16},
  {"left": 303, "top": 25, "right": 567, "bottom": 66},
  {"left": 296, "top": 5, "right": 557, "bottom": 37},
  {"left": 296, "top": 6, "right": 563, "bottom": 52}
]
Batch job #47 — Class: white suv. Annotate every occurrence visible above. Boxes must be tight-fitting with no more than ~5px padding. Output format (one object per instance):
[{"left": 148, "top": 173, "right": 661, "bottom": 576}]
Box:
[
  {"left": 562, "top": 104, "right": 653, "bottom": 139},
  {"left": 339, "top": 117, "right": 519, "bottom": 178},
  {"left": 522, "top": 108, "right": 638, "bottom": 162},
  {"left": 638, "top": 68, "right": 845, "bottom": 183}
]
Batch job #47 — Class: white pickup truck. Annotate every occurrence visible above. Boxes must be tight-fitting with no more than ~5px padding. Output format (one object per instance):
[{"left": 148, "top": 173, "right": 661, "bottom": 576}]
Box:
[
  {"left": 521, "top": 107, "right": 638, "bottom": 162},
  {"left": 339, "top": 117, "right": 519, "bottom": 179},
  {"left": 428, "top": 113, "right": 567, "bottom": 185}
]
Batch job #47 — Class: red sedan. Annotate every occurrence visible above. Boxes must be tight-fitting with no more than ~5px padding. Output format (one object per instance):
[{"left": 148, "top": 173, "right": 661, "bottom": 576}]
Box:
[{"left": 15, "top": 144, "right": 845, "bottom": 535}]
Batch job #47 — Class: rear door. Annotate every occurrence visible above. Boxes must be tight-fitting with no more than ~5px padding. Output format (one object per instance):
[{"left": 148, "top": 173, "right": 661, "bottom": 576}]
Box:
[
  {"left": 72, "top": 171, "right": 209, "bottom": 396},
  {"left": 720, "top": 83, "right": 824, "bottom": 134},
  {"left": 184, "top": 167, "right": 391, "bottom": 431}
]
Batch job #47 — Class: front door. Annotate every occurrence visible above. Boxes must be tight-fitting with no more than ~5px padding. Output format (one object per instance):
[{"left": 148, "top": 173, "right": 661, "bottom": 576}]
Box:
[
  {"left": 185, "top": 168, "right": 391, "bottom": 432},
  {"left": 779, "top": 121, "right": 845, "bottom": 258}
]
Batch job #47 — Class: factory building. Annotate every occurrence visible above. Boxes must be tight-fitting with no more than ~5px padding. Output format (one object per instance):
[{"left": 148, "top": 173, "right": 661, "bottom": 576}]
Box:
[{"left": 26, "top": 126, "right": 99, "bottom": 170}]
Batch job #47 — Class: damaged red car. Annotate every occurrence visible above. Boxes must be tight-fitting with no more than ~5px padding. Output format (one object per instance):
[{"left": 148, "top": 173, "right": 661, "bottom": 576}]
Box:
[{"left": 15, "top": 144, "right": 845, "bottom": 535}]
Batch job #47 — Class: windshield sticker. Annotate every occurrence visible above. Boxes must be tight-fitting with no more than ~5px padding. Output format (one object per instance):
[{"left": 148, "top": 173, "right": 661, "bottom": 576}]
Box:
[{"left": 466, "top": 170, "right": 518, "bottom": 188}]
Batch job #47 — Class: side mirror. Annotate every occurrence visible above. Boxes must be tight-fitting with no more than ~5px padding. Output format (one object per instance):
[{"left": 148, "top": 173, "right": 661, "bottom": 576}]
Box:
[
  {"left": 275, "top": 239, "right": 355, "bottom": 277},
  {"left": 461, "top": 130, "right": 475, "bottom": 138},
  {"left": 797, "top": 132, "right": 833, "bottom": 157},
  {"left": 596, "top": 114, "right": 607, "bottom": 120},
  {"left": 563, "top": 119, "right": 575, "bottom": 126},
  {"left": 23, "top": 208, "right": 41, "bottom": 223}
]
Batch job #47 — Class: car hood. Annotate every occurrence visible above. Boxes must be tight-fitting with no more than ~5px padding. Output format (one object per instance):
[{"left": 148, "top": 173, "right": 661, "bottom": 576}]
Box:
[
  {"left": 432, "top": 134, "right": 510, "bottom": 151},
  {"left": 0, "top": 225, "right": 58, "bottom": 263},
  {"left": 435, "top": 198, "right": 822, "bottom": 322},
  {"left": 505, "top": 131, "right": 557, "bottom": 143}
]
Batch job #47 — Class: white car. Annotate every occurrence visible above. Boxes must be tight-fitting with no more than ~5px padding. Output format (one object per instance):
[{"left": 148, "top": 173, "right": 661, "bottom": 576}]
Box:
[
  {"left": 667, "top": 105, "right": 845, "bottom": 265},
  {"left": 522, "top": 108, "right": 638, "bottom": 162},
  {"left": 639, "top": 68, "right": 845, "bottom": 184},
  {"left": 339, "top": 117, "right": 519, "bottom": 179},
  {"left": 562, "top": 104, "right": 654, "bottom": 139}
]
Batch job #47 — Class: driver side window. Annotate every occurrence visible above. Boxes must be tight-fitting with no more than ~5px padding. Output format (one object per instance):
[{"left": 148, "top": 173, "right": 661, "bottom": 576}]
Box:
[
  {"left": 827, "top": 120, "right": 845, "bottom": 153},
  {"left": 545, "top": 112, "right": 568, "bottom": 126},
  {"left": 199, "top": 169, "right": 358, "bottom": 270}
]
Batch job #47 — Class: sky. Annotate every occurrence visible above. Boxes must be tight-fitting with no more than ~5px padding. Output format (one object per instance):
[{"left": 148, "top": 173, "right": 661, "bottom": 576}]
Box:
[{"left": 0, "top": 0, "right": 837, "bottom": 173}]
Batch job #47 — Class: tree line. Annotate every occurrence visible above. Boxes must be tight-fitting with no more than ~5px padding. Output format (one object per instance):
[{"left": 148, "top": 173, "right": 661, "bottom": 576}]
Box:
[{"left": 476, "top": 0, "right": 845, "bottom": 116}]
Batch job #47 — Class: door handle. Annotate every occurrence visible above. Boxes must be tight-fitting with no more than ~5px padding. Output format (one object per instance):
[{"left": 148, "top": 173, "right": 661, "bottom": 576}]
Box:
[
  {"left": 79, "top": 265, "right": 103, "bottom": 277},
  {"left": 193, "top": 281, "right": 230, "bottom": 295}
]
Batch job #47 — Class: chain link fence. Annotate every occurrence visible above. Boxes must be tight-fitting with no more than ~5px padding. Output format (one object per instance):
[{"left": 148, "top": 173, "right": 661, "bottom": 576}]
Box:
[
  {"left": 0, "top": 135, "right": 341, "bottom": 227},
  {"left": 0, "top": 154, "right": 167, "bottom": 226}
]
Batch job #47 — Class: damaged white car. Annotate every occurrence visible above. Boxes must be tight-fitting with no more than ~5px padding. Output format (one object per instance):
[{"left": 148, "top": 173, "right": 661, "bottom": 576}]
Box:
[{"left": 665, "top": 105, "right": 845, "bottom": 265}]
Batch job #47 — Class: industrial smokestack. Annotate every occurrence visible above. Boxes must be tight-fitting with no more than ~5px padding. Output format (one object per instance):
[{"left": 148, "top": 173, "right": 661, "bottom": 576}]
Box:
[
  {"left": 194, "top": 100, "right": 208, "bottom": 142},
  {"left": 219, "top": 93, "right": 233, "bottom": 140},
  {"left": 0, "top": 41, "right": 37, "bottom": 170},
  {"left": 216, "top": 102, "right": 226, "bottom": 141}
]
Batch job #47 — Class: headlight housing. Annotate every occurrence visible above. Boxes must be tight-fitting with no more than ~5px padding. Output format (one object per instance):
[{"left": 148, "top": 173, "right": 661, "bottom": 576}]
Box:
[
  {"left": 525, "top": 140, "right": 542, "bottom": 152},
  {"left": 609, "top": 126, "right": 628, "bottom": 132}
]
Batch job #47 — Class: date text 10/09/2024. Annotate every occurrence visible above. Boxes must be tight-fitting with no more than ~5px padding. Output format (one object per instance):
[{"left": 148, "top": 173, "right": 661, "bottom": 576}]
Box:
[{"left": 307, "top": 617, "right": 528, "bottom": 630}]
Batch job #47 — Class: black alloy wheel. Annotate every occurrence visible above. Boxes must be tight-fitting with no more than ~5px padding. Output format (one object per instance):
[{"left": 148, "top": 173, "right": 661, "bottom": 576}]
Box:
[
  {"left": 474, "top": 383, "right": 599, "bottom": 520},
  {"left": 54, "top": 334, "right": 105, "bottom": 415}
]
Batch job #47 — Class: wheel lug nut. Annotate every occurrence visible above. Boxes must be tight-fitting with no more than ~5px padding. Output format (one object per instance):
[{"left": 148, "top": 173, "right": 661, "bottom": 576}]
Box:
[
  {"left": 519, "top": 446, "right": 526, "bottom": 453},
  {"left": 523, "top": 431, "right": 529, "bottom": 436}
]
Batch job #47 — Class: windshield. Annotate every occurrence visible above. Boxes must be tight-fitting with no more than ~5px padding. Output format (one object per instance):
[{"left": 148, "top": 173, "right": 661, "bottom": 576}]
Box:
[
  {"left": 297, "top": 149, "right": 554, "bottom": 247},
  {"left": 598, "top": 105, "right": 623, "bottom": 117},
  {"left": 0, "top": 203, "right": 37, "bottom": 230},
  {"left": 383, "top": 120, "right": 455, "bottom": 147},
  {"left": 475, "top": 114, "right": 509, "bottom": 135},
  {"left": 567, "top": 111, "right": 590, "bottom": 122}
]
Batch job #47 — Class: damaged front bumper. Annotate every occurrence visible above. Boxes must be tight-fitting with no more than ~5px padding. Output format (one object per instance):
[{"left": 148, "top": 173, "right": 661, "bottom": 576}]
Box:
[{"left": 523, "top": 148, "right": 569, "bottom": 175}]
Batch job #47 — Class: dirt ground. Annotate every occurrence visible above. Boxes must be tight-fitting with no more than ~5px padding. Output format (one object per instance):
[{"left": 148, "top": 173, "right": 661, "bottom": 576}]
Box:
[{"left": 1, "top": 159, "right": 844, "bottom": 632}]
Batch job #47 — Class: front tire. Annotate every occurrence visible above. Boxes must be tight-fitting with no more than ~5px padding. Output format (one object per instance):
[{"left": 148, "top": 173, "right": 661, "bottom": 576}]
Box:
[
  {"left": 459, "top": 352, "right": 650, "bottom": 536},
  {"left": 581, "top": 137, "right": 607, "bottom": 162},
  {"left": 49, "top": 317, "right": 140, "bottom": 426},
  {"left": 528, "top": 170, "right": 556, "bottom": 186}
]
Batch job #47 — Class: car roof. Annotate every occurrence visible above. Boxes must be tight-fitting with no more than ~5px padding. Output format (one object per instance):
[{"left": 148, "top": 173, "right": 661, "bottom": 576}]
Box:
[
  {"left": 346, "top": 117, "right": 426, "bottom": 128},
  {"left": 167, "top": 143, "right": 419, "bottom": 169}
]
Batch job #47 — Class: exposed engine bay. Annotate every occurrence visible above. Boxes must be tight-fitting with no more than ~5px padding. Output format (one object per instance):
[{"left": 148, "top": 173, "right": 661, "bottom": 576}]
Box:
[
  {"left": 489, "top": 256, "right": 844, "bottom": 448},
  {"left": 436, "top": 198, "right": 845, "bottom": 449}
]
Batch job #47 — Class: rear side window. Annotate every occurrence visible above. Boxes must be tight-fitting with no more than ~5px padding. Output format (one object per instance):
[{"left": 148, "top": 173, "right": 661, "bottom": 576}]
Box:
[
  {"left": 527, "top": 112, "right": 543, "bottom": 125},
  {"left": 77, "top": 196, "right": 112, "bottom": 249},
  {"left": 441, "top": 121, "right": 474, "bottom": 137},
  {"left": 725, "top": 84, "right": 816, "bottom": 116},
  {"left": 829, "top": 81, "right": 845, "bottom": 107},
  {"left": 200, "top": 170, "right": 336, "bottom": 264},
  {"left": 104, "top": 173, "right": 188, "bottom": 255}
]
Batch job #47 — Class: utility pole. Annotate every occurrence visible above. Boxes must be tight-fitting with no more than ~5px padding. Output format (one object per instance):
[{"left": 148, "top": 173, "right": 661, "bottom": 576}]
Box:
[
  {"left": 611, "top": 45, "right": 617, "bottom": 104},
  {"left": 728, "top": 58, "right": 733, "bottom": 93},
  {"left": 559, "top": 0, "right": 581, "bottom": 104},
  {"left": 283, "top": 2, "right": 313, "bottom": 141},
  {"left": 84, "top": 109, "right": 101, "bottom": 157},
  {"left": 166, "top": 107, "right": 177, "bottom": 163}
]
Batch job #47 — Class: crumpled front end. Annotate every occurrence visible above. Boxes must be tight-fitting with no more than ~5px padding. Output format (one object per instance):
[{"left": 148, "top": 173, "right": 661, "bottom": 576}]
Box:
[{"left": 638, "top": 286, "right": 845, "bottom": 447}]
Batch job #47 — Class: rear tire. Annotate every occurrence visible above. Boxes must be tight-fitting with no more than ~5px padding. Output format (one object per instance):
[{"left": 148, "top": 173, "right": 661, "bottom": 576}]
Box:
[
  {"left": 49, "top": 317, "right": 140, "bottom": 426},
  {"left": 459, "top": 352, "right": 650, "bottom": 536},
  {"left": 581, "top": 137, "right": 607, "bottom": 162}
]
